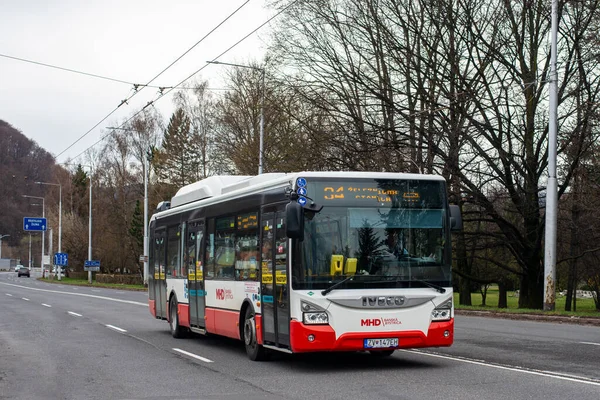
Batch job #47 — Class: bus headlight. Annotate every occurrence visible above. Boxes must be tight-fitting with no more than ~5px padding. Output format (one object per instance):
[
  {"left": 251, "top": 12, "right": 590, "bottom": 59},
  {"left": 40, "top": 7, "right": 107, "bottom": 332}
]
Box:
[
  {"left": 431, "top": 298, "right": 452, "bottom": 321},
  {"left": 303, "top": 312, "right": 329, "bottom": 325}
]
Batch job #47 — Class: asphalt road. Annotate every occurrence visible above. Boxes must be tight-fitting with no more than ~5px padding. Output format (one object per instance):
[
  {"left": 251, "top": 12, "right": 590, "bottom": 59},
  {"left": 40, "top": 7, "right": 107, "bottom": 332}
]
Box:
[{"left": 1, "top": 271, "right": 599, "bottom": 400}]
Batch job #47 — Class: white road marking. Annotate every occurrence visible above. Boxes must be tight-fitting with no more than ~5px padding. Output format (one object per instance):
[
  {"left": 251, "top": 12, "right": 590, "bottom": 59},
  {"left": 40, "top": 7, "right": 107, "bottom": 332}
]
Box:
[
  {"left": 106, "top": 324, "right": 127, "bottom": 333},
  {"left": 173, "top": 348, "right": 213, "bottom": 363},
  {"left": 0, "top": 282, "right": 146, "bottom": 306},
  {"left": 68, "top": 311, "right": 82, "bottom": 317},
  {"left": 22, "top": 297, "right": 30, "bottom": 301},
  {"left": 6, "top": 293, "right": 12, "bottom": 296},
  {"left": 580, "top": 341, "right": 600, "bottom": 346},
  {"left": 401, "top": 350, "right": 600, "bottom": 386},
  {"left": 42, "top": 303, "right": 52, "bottom": 307}
]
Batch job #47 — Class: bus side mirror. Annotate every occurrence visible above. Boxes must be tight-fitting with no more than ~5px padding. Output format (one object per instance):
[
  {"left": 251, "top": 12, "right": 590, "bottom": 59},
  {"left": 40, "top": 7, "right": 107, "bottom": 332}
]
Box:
[
  {"left": 449, "top": 205, "right": 463, "bottom": 231},
  {"left": 286, "top": 201, "right": 304, "bottom": 240}
]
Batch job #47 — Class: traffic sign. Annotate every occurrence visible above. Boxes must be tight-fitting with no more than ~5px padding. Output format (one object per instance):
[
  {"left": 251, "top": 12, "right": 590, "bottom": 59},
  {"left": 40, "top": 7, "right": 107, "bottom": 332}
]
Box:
[
  {"left": 54, "top": 253, "right": 68, "bottom": 266},
  {"left": 139, "top": 255, "right": 148, "bottom": 263},
  {"left": 84, "top": 260, "right": 100, "bottom": 271},
  {"left": 23, "top": 217, "right": 47, "bottom": 231}
]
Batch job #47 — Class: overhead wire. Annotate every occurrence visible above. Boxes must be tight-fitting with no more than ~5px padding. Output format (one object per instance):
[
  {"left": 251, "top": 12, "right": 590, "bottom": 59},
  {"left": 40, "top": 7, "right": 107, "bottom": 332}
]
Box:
[
  {"left": 0, "top": 52, "right": 227, "bottom": 91},
  {"left": 55, "top": 0, "right": 251, "bottom": 159},
  {"left": 67, "top": 0, "right": 299, "bottom": 162},
  {"left": 0, "top": 52, "right": 139, "bottom": 86}
]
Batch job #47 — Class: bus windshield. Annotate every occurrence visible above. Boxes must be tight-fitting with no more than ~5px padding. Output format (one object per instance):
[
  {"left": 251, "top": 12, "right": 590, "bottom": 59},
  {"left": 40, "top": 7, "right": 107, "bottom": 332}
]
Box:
[{"left": 291, "top": 178, "right": 451, "bottom": 290}]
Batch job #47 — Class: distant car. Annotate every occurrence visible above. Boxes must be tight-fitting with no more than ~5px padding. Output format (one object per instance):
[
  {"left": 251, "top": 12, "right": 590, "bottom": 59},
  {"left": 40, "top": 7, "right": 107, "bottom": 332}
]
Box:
[
  {"left": 18, "top": 267, "right": 30, "bottom": 277},
  {"left": 14, "top": 265, "right": 24, "bottom": 272}
]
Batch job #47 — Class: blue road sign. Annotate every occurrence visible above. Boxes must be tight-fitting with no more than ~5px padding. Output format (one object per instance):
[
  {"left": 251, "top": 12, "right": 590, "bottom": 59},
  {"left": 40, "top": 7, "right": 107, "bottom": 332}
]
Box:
[
  {"left": 84, "top": 260, "right": 100, "bottom": 272},
  {"left": 297, "top": 187, "right": 307, "bottom": 196},
  {"left": 296, "top": 177, "right": 307, "bottom": 187},
  {"left": 84, "top": 260, "right": 100, "bottom": 267},
  {"left": 23, "top": 217, "right": 47, "bottom": 232},
  {"left": 298, "top": 196, "right": 307, "bottom": 206},
  {"left": 54, "top": 253, "right": 68, "bottom": 266}
]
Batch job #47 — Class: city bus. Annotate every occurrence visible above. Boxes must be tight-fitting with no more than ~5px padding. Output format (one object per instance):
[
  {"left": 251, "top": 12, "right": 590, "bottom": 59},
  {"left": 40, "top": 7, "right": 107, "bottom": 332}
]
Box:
[{"left": 148, "top": 171, "right": 462, "bottom": 361}]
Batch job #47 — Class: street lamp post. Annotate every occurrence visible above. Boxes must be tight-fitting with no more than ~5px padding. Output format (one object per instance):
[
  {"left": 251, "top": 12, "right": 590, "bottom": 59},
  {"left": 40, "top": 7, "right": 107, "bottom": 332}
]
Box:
[
  {"left": 0, "top": 234, "right": 10, "bottom": 259},
  {"left": 28, "top": 234, "right": 32, "bottom": 269},
  {"left": 206, "top": 60, "right": 265, "bottom": 174},
  {"left": 23, "top": 195, "right": 45, "bottom": 271},
  {"left": 35, "top": 181, "right": 62, "bottom": 279}
]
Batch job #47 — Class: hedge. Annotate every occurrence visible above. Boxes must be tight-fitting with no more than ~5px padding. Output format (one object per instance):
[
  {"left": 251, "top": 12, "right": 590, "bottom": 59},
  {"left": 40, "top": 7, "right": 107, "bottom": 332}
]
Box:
[{"left": 96, "top": 274, "right": 143, "bottom": 285}]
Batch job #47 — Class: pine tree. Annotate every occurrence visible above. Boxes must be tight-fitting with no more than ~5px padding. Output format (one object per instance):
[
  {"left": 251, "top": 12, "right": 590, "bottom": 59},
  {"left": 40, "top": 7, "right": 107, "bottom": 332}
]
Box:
[
  {"left": 129, "top": 200, "right": 143, "bottom": 254},
  {"left": 71, "top": 165, "right": 89, "bottom": 217},
  {"left": 154, "top": 108, "right": 198, "bottom": 187}
]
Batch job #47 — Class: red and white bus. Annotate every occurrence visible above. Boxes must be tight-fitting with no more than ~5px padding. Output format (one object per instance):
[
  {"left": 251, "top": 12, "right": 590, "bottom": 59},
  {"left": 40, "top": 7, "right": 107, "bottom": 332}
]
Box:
[{"left": 148, "top": 171, "right": 462, "bottom": 360}]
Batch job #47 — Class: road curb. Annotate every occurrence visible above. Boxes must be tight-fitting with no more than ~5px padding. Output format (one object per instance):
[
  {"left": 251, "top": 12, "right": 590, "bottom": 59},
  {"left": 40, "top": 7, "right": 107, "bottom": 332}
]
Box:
[{"left": 455, "top": 309, "right": 600, "bottom": 326}]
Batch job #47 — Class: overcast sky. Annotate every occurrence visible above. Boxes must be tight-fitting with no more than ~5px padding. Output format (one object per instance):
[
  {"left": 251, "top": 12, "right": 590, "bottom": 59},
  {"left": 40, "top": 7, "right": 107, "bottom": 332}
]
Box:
[{"left": 0, "top": 0, "right": 271, "bottom": 162}]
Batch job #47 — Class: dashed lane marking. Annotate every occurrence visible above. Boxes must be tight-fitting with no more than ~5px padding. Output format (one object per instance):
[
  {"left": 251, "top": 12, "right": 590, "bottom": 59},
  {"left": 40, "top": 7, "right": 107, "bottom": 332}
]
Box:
[
  {"left": 173, "top": 348, "right": 213, "bottom": 363},
  {"left": 106, "top": 324, "right": 127, "bottom": 333},
  {"left": 42, "top": 303, "right": 51, "bottom": 307},
  {"left": 580, "top": 341, "right": 600, "bottom": 346},
  {"left": 68, "top": 311, "right": 82, "bottom": 317},
  {"left": 22, "top": 297, "right": 29, "bottom": 301}
]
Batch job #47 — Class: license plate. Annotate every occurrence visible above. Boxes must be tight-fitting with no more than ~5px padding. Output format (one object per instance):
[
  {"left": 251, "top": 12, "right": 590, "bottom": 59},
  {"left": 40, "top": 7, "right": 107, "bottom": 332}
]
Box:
[{"left": 364, "top": 338, "right": 399, "bottom": 349}]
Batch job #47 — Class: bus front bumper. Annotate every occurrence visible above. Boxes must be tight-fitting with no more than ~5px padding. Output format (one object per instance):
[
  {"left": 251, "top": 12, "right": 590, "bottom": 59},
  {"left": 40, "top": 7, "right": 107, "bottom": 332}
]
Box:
[{"left": 289, "top": 319, "right": 453, "bottom": 353}]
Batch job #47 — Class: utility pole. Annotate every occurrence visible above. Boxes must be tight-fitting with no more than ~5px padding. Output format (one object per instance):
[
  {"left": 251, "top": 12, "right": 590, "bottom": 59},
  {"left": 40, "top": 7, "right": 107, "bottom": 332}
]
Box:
[
  {"left": 88, "top": 171, "right": 93, "bottom": 284},
  {"left": 144, "top": 150, "right": 150, "bottom": 285},
  {"left": 544, "top": 0, "right": 559, "bottom": 311}
]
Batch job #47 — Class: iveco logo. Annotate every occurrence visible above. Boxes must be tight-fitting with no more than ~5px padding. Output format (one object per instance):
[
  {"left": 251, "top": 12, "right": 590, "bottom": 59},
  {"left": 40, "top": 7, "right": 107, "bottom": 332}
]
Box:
[{"left": 362, "top": 296, "right": 405, "bottom": 307}]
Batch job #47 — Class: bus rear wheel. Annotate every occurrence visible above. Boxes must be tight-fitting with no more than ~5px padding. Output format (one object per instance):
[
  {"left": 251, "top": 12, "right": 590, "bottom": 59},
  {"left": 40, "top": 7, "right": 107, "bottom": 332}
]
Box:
[
  {"left": 243, "top": 307, "right": 267, "bottom": 361},
  {"left": 169, "top": 297, "right": 187, "bottom": 338}
]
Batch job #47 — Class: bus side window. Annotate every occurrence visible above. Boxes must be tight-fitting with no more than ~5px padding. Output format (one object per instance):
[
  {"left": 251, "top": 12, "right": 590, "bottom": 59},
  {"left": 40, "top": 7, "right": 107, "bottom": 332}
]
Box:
[
  {"left": 214, "top": 216, "right": 236, "bottom": 279},
  {"left": 205, "top": 232, "right": 215, "bottom": 279},
  {"left": 166, "top": 225, "right": 180, "bottom": 278}
]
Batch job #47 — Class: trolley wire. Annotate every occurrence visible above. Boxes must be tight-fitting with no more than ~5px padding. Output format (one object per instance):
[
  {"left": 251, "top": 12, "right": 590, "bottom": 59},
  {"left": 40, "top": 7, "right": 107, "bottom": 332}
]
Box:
[
  {"left": 55, "top": 0, "right": 251, "bottom": 159},
  {"left": 66, "top": 0, "right": 298, "bottom": 162}
]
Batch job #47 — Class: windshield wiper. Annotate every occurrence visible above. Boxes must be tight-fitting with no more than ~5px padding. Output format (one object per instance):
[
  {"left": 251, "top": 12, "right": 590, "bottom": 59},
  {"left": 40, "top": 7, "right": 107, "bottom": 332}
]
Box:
[
  {"left": 412, "top": 279, "right": 446, "bottom": 293},
  {"left": 321, "top": 275, "right": 354, "bottom": 296}
]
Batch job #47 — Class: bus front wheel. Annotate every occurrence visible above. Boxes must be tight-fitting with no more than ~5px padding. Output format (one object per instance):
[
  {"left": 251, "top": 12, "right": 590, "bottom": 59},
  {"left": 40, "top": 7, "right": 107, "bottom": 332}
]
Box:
[{"left": 243, "top": 307, "right": 267, "bottom": 361}]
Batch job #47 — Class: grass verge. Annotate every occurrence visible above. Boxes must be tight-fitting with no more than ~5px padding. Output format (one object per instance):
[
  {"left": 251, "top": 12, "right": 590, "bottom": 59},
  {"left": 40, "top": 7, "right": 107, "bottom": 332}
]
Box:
[
  {"left": 454, "top": 290, "right": 600, "bottom": 318},
  {"left": 38, "top": 277, "right": 146, "bottom": 291}
]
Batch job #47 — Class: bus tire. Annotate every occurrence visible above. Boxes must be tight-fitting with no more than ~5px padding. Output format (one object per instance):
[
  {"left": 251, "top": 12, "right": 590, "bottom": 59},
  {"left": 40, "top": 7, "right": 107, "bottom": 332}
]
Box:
[
  {"left": 243, "top": 307, "right": 267, "bottom": 361},
  {"left": 169, "top": 297, "right": 187, "bottom": 339},
  {"left": 369, "top": 350, "right": 395, "bottom": 357}
]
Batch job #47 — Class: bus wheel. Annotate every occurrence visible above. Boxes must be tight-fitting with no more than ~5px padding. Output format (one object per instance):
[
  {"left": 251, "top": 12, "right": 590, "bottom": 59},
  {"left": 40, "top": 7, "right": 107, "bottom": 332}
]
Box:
[
  {"left": 243, "top": 307, "right": 267, "bottom": 361},
  {"left": 169, "top": 297, "right": 186, "bottom": 338},
  {"left": 369, "top": 350, "right": 395, "bottom": 357}
]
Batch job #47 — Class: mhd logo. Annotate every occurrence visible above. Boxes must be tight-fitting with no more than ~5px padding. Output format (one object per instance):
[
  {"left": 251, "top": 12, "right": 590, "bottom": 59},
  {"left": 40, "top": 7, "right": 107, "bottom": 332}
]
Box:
[
  {"left": 216, "top": 288, "right": 234, "bottom": 300},
  {"left": 361, "top": 318, "right": 402, "bottom": 327},
  {"left": 361, "top": 318, "right": 382, "bottom": 326}
]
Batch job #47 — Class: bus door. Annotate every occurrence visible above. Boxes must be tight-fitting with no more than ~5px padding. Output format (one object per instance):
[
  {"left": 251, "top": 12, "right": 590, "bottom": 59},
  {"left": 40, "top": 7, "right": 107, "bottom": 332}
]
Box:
[
  {"left": 153, "top": 229, "right": 167, "bottom": 319},
  {"left": 187, "top": 221, "right": 205, "bottom": 327},
  {"left": 260, "top": 209, "right": 290, "bottom": 348}
]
